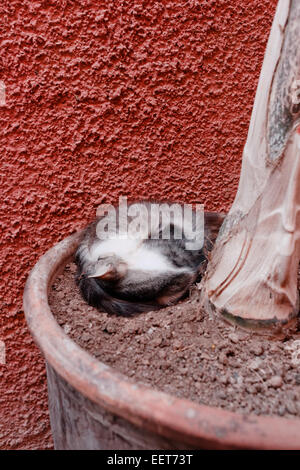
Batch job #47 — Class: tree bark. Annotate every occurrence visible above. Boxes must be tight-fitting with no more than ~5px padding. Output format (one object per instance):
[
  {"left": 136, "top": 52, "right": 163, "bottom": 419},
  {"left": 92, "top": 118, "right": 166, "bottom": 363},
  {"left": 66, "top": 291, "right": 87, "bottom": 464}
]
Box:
[{"left": 201, "top": 0, "right": 300, "bottom": 332}]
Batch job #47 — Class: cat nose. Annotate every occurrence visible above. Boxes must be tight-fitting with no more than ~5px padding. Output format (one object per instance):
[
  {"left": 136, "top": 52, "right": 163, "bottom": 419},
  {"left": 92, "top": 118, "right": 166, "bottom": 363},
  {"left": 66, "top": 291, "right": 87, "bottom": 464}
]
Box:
[{"left": 77, "top": 272, "right": 87, "bottom": 280}]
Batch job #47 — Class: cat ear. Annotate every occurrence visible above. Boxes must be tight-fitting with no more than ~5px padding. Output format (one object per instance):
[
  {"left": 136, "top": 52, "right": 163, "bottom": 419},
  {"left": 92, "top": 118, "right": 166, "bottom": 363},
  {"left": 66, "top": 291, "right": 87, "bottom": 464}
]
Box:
[{"left": 88, "top": 264, "right": 113, "bottom": 279}]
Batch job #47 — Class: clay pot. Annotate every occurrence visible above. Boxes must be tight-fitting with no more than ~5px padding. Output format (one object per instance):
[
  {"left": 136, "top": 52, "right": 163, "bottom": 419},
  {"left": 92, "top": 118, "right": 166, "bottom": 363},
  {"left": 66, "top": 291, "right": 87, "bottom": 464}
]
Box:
[{"left": 23, "top": 230, "right": 300, "bottom": 450}]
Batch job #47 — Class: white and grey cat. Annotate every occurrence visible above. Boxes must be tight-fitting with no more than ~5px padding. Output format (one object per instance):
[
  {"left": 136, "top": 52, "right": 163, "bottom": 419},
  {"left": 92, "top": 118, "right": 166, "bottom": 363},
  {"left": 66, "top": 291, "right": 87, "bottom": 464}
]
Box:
[{"left": 75, "top": 202, "right": 224, "bottom": 316}]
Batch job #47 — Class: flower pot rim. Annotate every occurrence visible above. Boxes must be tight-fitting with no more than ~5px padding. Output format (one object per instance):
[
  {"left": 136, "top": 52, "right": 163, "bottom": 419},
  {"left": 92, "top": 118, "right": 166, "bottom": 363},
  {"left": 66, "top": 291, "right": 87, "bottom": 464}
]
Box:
[{"left": 23, "top": 227, "right": 300, "bottom": 450}]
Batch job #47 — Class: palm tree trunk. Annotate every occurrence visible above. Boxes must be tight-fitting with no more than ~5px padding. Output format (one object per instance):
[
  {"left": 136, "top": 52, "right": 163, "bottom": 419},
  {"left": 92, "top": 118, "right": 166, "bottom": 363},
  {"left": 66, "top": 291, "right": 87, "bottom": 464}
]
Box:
[{"left": 201, "top": 0, "right": 300, "bottom": 332}]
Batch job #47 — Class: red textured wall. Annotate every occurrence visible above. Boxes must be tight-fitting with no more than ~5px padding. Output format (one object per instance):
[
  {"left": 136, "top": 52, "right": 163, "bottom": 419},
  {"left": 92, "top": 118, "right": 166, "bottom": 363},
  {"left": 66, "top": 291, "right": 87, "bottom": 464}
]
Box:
[{"left": 0, "top": 0, "right": 277, "bottom": 449}]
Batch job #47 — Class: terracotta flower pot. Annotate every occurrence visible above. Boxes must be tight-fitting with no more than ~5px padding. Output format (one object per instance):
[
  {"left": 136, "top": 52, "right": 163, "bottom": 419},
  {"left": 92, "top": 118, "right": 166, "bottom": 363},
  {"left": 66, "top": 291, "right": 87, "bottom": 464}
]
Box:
[{"left": 23, "top": 230, "right": 300, "bottom": 450}]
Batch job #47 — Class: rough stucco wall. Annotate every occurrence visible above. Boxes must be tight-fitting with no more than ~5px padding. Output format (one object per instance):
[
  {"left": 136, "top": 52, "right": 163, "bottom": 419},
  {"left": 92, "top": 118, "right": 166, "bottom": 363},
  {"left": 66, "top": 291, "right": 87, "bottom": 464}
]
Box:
[{"left": 0, "top": 0, "right": 277, "bottom": 450}]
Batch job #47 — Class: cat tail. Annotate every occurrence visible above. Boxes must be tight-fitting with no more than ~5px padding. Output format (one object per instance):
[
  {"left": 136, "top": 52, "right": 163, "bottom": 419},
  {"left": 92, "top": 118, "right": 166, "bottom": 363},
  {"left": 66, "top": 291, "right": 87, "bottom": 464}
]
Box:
[{"left": 76, "top": 276, "right": 159, "bottom": 317}]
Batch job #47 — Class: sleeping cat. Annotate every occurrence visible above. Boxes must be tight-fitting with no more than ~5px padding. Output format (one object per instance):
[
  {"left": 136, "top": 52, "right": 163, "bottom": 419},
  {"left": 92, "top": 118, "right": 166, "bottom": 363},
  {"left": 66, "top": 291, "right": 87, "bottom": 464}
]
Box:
[{"left": 75, "top": 201, "right": 224, "bottom": 316}]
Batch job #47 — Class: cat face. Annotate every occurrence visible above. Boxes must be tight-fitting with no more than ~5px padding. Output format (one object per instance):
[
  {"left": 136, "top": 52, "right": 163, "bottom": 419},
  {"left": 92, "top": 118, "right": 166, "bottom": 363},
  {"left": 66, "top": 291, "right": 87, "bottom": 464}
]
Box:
[{"left": 87, "top": 254, "right": 128, "bottom": 281}]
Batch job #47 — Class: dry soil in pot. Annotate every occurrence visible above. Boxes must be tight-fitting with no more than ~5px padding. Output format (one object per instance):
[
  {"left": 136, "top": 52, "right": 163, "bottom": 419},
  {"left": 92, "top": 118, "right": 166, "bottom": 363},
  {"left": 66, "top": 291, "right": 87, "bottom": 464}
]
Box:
[{"left": 49, "top": 262, "right": 300, "bottom": 419}]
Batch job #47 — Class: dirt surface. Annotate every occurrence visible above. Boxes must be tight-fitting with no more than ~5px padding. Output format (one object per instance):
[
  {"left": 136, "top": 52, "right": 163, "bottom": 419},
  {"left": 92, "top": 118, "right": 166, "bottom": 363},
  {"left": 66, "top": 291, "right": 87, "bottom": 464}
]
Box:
[{"left": 49, "top": 262, "right": 300, "bottom": 419}]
